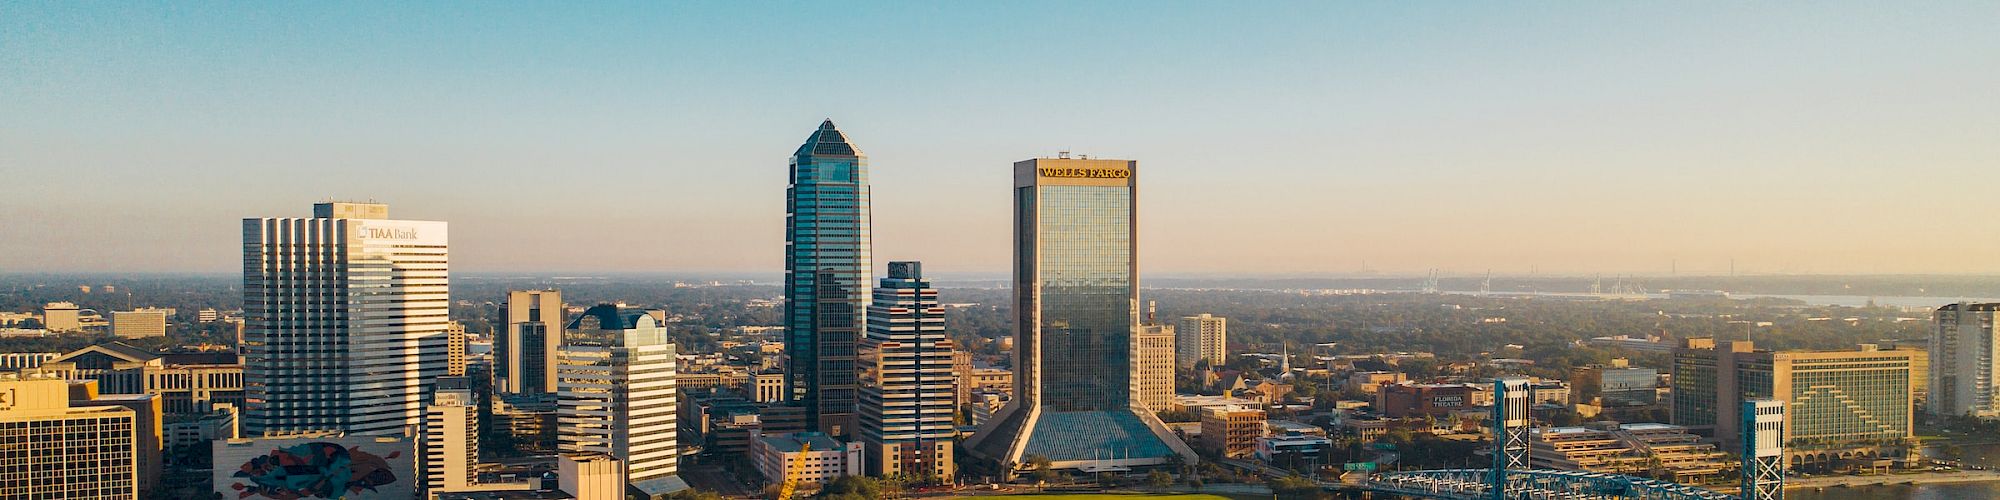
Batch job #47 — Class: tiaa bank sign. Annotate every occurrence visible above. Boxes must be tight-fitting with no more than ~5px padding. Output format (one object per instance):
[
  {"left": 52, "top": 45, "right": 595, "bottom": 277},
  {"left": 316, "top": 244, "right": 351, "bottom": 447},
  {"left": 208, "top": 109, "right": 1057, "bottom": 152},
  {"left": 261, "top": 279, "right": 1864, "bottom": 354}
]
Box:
[{"left": 352, "top": 221, "right": 446, "bottom": 245}]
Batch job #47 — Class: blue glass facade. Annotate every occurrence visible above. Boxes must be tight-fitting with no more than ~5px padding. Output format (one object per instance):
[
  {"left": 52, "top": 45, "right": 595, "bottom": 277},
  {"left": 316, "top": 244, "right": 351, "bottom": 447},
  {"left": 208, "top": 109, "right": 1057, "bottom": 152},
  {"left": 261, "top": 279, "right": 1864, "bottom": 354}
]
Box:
[
  {"left": 966, "top": 157, "right": 1193, "bottom": 469},
  {"left": 784, "top": 120, "right": 871, "bottom": 436}
]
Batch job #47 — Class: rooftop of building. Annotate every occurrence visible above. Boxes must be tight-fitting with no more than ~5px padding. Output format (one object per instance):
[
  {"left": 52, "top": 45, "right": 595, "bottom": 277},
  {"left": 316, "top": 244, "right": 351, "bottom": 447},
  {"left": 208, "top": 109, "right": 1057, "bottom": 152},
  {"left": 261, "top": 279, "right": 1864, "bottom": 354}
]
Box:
[
  {"left": 795, "top": 119, "right": 860, "bottom": 157},
  {"left": 759, "top": 431, "right": 845, "bottom": 453},
  {"left": 566, "top": 303, "right": 653, "bottom": 331},
  {"left": 1260, "top": 433, "right": 1332, "bottom": 444},
  {"left": 1937, "top": 302, "right": 2000, "bottom": 312}
]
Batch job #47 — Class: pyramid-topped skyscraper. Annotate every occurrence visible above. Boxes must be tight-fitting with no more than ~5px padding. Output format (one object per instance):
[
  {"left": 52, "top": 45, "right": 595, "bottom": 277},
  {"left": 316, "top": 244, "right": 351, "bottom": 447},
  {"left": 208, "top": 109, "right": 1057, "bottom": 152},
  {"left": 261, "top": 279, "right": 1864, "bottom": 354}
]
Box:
[{"left": 784, "top": 119, "right": 872, "bottom": 437}]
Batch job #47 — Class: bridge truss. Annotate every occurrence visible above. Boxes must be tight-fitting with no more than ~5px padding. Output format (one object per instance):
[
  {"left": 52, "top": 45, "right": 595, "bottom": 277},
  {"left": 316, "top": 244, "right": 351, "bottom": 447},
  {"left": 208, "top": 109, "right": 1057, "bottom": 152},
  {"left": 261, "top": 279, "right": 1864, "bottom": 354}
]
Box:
[{"left": 1366, "top": 468, "right": 1740, "bottom": 500}]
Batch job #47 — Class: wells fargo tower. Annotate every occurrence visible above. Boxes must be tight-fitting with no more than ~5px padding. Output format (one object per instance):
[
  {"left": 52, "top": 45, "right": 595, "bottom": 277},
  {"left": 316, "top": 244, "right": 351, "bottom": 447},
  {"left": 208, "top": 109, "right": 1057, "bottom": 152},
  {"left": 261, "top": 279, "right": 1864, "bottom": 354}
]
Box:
[{"left": 966, "top": 156, "right": 1195, "bottom": 471}]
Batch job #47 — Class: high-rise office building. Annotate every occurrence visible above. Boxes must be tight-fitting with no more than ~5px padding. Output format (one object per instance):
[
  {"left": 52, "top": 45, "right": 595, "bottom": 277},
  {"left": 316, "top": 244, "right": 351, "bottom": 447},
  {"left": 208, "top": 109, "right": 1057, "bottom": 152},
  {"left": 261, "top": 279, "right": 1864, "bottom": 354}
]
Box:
[
  {"left": 1176, "top": 314, "right": 1227, "bottom": 369},
  {"left": 1133, "top": 323, "right": 1176, "bottom": 413},
  {"left": 0, "top": 376, "right": 138, "bottom": 499},
  {"left": 109, "top": 309, "right": 168, "bottom": 339},
  {"left": 856, "top": 262, "right": 957, "bottom": 482},
  {"left": 241, "top": 202, "right": 449, "bottom": 436},
  {"left": 966, "top": 156, "right": 1195, "bottom": 471},
  {"left": 423, "top": 384, "right": 479, "bottom": 494},
  {"left": 556, "top": 304, "right": 686, "bottom": 496},
  {"left": 1931, "top": 302, "right": 2000, "bottom": 418},
  {"left": 784, "top": 119, "right": 873, "bottom": 437},
  {"left": 1672, "top": 338, "right": 1916, "bottom": 471},
  {"left": 500, "top": 290, "right": 564, "bottom": 395}
]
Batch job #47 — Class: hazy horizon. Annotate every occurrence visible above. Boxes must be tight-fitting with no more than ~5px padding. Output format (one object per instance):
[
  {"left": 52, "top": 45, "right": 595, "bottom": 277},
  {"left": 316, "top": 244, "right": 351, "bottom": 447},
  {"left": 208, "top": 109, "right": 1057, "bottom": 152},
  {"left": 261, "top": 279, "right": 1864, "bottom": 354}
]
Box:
[{"left": 5, "top": 3, "right": 1997, "bottom": 275}]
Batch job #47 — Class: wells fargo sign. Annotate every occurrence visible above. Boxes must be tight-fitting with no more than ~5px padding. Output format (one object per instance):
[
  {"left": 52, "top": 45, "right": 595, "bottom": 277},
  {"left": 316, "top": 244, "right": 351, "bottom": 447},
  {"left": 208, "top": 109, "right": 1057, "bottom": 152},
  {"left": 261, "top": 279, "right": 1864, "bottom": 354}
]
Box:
[{"left": 1038, "top": 167, "right": 1130, "bottom": 179}]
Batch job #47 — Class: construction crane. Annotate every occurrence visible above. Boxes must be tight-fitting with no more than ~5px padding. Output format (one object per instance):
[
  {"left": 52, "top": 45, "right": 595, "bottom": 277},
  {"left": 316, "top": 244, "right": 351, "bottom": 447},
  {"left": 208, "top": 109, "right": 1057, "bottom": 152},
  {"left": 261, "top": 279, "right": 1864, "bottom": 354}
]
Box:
[{"left": 777, "top": 442, "right": 810, "bottom": 500}]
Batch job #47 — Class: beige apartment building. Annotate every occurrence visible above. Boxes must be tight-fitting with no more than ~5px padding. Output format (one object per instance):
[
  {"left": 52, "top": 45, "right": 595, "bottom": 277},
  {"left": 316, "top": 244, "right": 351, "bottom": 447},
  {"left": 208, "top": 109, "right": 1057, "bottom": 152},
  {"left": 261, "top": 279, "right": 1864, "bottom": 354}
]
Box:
[
  {"left": 1134, "top": 324, "right": 1177, "bottom": 412},
  {"left": 109, "top": 309, "right": 169, "bottom": 338},
  {"left": 1177, "top": 314, "right": 1227, "bottom": 369}
]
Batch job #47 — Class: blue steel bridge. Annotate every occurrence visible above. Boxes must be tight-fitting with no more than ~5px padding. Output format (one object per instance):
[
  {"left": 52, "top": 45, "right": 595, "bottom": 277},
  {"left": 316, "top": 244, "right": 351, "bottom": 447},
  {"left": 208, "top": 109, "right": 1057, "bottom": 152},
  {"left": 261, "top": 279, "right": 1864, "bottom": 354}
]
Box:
[{"left": 1305, "top": 380, "right": 1786, "bottom": 500}]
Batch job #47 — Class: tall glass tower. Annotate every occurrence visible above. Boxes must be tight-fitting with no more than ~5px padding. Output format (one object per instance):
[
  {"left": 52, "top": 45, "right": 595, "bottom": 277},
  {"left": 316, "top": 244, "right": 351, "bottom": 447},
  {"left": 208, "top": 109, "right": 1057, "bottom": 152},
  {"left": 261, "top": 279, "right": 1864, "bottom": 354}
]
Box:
[
  {"left": 784, "top": 119, "right": 872, "bottom": 437},
  {"left": 965, "top": 157, "right": 1194, "bottom": 472}
]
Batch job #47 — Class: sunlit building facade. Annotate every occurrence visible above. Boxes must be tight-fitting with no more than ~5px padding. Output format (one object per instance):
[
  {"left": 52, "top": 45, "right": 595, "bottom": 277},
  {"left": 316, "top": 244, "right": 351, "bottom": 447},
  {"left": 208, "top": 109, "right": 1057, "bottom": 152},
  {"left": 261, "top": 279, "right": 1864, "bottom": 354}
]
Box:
[
  {"left": 241, "top": 202, "right": 449, "bottom": 436},
  {"left": 500, "top": 290, "right": 564, "bottom": 395},
  {"left": 1673, "top": 338, "right": 1916, "bottom": 472},
  {"left": 966, "top": 156, "right": 1194, "bottom": 471},
  {"left": 856, "top": 262, "right": 956, "bottom": 481},
  {"left": 556, "top": 304, "right": 685, "bottom": 496},
  {"left": 784, "top": 119, "right": 872, "bottom": 437},
  {"left": 1176, "top": 314, "right": 1227, "bottom": 369},
  {"left": 1931, "top": 302, "right": 2000, "bottom": 418}
]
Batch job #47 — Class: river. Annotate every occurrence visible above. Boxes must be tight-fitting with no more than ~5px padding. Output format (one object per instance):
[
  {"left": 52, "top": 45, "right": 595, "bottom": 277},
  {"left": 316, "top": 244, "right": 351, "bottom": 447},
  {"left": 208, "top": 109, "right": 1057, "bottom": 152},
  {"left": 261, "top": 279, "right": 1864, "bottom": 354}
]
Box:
[{"left": 1790, "top": 443, "right": 2000, "bottom": 500}]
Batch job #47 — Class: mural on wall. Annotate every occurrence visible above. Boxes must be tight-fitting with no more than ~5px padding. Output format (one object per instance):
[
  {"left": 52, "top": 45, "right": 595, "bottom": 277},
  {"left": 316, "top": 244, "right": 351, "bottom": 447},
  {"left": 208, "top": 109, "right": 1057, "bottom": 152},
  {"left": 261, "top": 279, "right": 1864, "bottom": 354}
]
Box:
[{"left": 214, "top": 437, "right": 413, "bottom": 500}]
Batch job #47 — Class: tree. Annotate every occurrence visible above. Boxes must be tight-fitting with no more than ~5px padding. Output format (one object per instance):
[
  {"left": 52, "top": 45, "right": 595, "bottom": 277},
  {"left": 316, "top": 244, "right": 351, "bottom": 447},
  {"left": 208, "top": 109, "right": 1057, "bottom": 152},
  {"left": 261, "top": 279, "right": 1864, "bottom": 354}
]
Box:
[
  {"left": 666, "top": 490, "right": 725, "bottom": 500},
  {"left": 1271, "top": 475, "right": 1329, "bottom": 499},
  {"left": 1146, "top": 470, "right": 1174, "bottom": 488},
  {"left": 820, "top": 475, "right": 882, "bottom": 499}
]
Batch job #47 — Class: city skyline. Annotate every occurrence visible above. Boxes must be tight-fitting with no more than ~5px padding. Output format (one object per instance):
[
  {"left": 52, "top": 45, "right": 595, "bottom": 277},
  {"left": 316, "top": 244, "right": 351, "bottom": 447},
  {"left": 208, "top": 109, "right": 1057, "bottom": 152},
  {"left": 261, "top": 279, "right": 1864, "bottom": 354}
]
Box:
[{"left": 6, "top": 3, "right": 2000, "bottom": 276}]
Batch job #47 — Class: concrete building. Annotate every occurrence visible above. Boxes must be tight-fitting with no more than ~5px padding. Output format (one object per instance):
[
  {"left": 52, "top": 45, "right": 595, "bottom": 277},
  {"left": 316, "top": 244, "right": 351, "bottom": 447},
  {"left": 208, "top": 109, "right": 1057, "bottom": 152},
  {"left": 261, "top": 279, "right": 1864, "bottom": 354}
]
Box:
[
  {"left": 1529, "top": 423, "right": 1731, "bottom": 483},
  {"left": 70, "top": 387, "right": 161, "bottom": 496},
  {"left": 212, "top": 434, "right": 414, "bottom": 499},
  {"left": 491, "top": 393, "right": 557, "bottom": 453},
  {"left": 1255, "top": 433, "right": 1333, "bottom": 466},
  {"left": 165, "top": 406, "right": 238, "bottom": 449},
  {"left": 556, "top": 304, "right": 685, "bottom": 496},
  {"left": 966, "top": 156, "right": 1195, "bottom": 471},
  {"left": 446, "top": 321, "right": 468, "bottom": 377},
  {"left": 559, "top": 454, "right": 626, "bottom": 500},
  {"left": 784, "top": 120, "right": 873, "bottom": 438},
  {"left": 44, "top": 343, "right": 244, "bottom": 416},
  {"left": 1378, "top": 383, "right": 1477, "bottom": 418},
  {"left": 242, "top": 202, "right": 449, "bottom": 436},
  {"left": 423, "top": 387, "right": 479, "bottom": 495},
  {"left": 855, "top": 262, "right": 956, "bottom": 482},
  {"left": 1931, "top": 302, "right": 2000, "bottom": 418},
  {"left": 1573, "top": 359, "right": 1660, "bottom": 407},
  {"left": 500, "top": 290, "right": 564, "bottom": 395},
  {"left": 746, "top": 370, "right": 785, "bottom": 403},
  {"left": 0, "top": 352, "right": 58, "bottom": 370},
  {"left": 1347, "top": 371, "right": 1408, "bottom": 394},
  {"left": 1673, "top": 338, "right": 1917, "bottom": 471},
  {"left": 1134, "top": 323, "right": 1177, "bottom": 413},
  {"left": 43, "top": 301, "right": 83, "bottom": 333},
  {"left": 1198, "top": 405, "right": 1265, "bottom": 459},
  {"left": 751, "top": 431, "right": 864, "bottom": 487},
  {"left": 1177, "top": 314, "right": 1227, "bottom": 369},
  {"left": 0, "top": 376, "right": 138, "bottom": 499},
  {"left": 109, "top": 309, "right": 168, "bottom": 339}
]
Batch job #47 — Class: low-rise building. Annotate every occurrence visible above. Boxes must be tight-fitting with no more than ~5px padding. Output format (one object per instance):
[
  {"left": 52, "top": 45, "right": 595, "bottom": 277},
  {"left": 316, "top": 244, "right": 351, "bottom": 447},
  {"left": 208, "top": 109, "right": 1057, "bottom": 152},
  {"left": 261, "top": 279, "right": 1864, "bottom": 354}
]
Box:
[
  {"left": 1346, "top": 371, "right": 1406, "bottom": 394},
  {"left": 1377, "top": 383, "right": 1475, "bottom": 418},
  {"left": 1530, "top": 423, "right": 1733, "bottom": 483},
  {"left": 43, "top": 343, "right": 244, "bottom": 415},
  {"left": 1198, "top": 405, "right": 1265, "bottom": 459},
  {"left": 1256, "top": 432, "right": 1333, "bottom": 466},
  {"left": 751, "top": 431, "right": 864, "bottom": 487},
  {"left": 109, "top": 309, "right": 169, "bottom": 338}
]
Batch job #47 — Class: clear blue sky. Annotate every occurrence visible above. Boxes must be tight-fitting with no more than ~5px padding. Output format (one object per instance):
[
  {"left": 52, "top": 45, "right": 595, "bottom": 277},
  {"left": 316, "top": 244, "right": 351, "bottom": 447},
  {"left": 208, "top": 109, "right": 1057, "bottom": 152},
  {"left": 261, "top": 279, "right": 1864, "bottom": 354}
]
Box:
[{"left": 3, "top": 2, "right": 1996, "bottom": 275}]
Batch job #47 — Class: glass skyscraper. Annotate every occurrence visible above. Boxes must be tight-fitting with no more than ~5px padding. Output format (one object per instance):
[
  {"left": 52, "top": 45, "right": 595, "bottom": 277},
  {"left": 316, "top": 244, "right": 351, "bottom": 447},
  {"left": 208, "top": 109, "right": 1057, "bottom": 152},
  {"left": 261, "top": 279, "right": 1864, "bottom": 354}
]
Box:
[
  {"left": 965, "top": 157, "right": 1194, "bottom": 471},
  {"left": 785, "top": 119, "right": 872, "bottom": 437}
]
